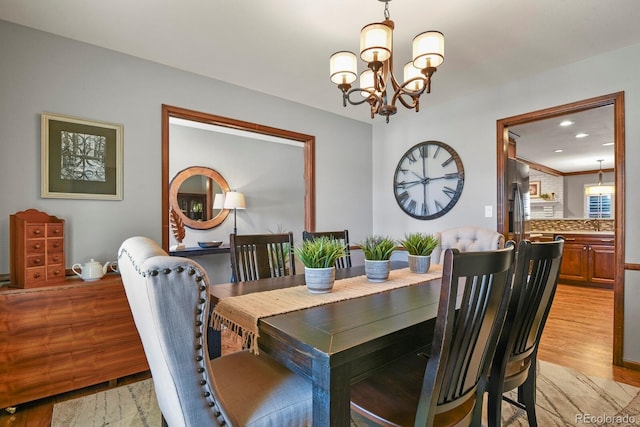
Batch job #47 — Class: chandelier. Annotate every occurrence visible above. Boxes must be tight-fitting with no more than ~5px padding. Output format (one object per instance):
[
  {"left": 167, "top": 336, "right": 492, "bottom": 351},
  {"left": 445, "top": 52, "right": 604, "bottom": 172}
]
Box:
[{"left": 329, "top": 0, "right": 444, "bottom": 123}]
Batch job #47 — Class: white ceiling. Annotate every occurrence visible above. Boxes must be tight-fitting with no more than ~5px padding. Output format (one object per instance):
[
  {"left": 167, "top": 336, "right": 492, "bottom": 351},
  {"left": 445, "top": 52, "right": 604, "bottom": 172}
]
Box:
[{"left": 1, "top": 0, "right": 637, "bottom": 171}]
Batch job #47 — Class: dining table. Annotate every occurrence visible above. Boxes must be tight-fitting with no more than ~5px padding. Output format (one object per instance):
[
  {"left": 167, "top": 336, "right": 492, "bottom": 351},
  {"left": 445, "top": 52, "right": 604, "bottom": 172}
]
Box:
[{"left": 209, "top": 261, "right": 453, "bottom": 427}]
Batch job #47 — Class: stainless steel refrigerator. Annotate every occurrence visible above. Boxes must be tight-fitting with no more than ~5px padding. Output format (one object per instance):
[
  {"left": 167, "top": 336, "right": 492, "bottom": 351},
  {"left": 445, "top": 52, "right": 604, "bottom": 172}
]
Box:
[{"left": 507, "top": 158, "right": 530, "bottom": 243}]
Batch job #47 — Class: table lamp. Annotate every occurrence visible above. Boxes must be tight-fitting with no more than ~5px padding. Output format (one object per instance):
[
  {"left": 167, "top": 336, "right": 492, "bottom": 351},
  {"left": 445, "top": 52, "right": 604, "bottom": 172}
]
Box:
[{"left": 223, "top": 191, "right": 246, "bottom": 234}]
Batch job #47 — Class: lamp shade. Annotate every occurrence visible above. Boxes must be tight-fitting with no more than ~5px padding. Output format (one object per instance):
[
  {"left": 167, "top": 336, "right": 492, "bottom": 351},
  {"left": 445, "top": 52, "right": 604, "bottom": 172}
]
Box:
[
  {"left": 212, "top": 193, "right": 225, "bottom": 209},
  {"left": 223, "top": 191, "right": 246, "bottom": 210},
  {"left": 412, "top": 31, "right": 444, "bottom": 69},
  {"left": 585, "top": 185, "right": 615, "bottom": 195},
  {"left": 403, "top": 62, "right": 425, "bottom": 91},
  {"left": 360, "top": 23, "right": 392, "bottom": 63},
  {"left": 359, "top": 69, "right": 375, "bottom": 98},
  {"left": 330, "top": 51, "right": 358, "bottom": 85}
]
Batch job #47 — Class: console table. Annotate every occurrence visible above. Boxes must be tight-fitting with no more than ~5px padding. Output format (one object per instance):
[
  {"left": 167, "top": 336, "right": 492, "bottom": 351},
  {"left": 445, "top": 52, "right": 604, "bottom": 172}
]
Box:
[{"left": 0, "top": 274, "right": 148, "bottom": 409}]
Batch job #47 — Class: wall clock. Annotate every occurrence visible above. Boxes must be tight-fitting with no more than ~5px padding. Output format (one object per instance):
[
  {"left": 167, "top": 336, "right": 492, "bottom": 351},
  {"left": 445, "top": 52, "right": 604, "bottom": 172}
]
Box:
[{"left": 393, "top": 140, "right": 465, "bottom": 220}]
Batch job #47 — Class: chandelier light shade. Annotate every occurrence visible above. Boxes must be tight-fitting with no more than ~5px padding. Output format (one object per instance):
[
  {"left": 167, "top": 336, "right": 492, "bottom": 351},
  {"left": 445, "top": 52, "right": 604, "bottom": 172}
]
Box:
[
  {"left": 330, "top": 51, "right": 358, "bottom": 85},
  {"left": 329, "top": 0, "right": 444, "bottom": 123},
  {"left": 412, "top": 31, "right": 445, "bottom": 69},
  {"left": 360, "top": 23, "right": 392, "bottom": 63}
]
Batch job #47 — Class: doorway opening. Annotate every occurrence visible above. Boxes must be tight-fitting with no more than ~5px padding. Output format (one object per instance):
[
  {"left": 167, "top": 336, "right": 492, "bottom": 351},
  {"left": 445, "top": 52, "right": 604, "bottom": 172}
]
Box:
[{"left": 495, "top": 92, "right": 625, "bottom": 366}]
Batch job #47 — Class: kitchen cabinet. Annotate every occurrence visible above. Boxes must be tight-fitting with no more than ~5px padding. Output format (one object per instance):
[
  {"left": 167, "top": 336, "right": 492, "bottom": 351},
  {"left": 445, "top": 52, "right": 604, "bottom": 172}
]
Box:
[{"left": 556, "top": 233, "right": 614, "bottom": 288}]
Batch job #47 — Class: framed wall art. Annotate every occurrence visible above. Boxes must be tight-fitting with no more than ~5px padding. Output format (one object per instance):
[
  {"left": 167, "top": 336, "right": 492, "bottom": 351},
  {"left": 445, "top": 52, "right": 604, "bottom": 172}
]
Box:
[
  {"left": 529, "top": 180, "right": 541, "bottom": 198},
  {"left": 41, "top": 112, "right": 123, "bottom": 200}
]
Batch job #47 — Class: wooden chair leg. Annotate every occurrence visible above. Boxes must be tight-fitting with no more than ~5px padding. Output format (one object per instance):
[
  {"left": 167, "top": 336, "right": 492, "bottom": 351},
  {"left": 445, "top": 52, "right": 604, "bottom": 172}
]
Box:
[
  {"left": 518, "top": 364, "right": 538, "bottom": 427},
  {"left": 486, "top": 380, "right": 504, "bottom": 427}
]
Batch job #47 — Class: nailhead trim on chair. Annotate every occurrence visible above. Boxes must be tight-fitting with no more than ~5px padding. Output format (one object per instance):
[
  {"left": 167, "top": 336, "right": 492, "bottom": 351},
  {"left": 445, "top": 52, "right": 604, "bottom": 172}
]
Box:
[{"left": 118, "top": 247, "right": 228, "bottom": 426}]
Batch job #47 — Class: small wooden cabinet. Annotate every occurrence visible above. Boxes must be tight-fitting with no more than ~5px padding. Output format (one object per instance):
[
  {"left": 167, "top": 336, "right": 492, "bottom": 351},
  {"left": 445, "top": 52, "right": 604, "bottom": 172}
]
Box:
[
  {"left": 0, "top": 275, "right": 148, "bottom": 409},
  {"left": 557, "top": 233, "right": 615, "bottom": 288},
  {"left": 10, "top": 209, "right": 66, "bottom": 288}
]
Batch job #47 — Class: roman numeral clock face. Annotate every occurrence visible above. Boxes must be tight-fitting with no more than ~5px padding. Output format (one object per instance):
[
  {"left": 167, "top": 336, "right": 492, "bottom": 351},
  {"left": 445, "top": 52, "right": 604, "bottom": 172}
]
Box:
[{"left": 393, "top": 141, "right": 465, "bottom": 220}]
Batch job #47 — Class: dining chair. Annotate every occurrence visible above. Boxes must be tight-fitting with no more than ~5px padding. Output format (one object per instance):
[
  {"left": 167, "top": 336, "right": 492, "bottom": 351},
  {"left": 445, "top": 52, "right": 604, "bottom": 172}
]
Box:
[
  {"left": 118, "top": 236, "right": 312, "bottom": 427},
  {"left": 350, "top": 245, "right": 515, "bottom": 426},
  {"left": 474, "top": 237, "right": 564, "bottom": 427},
  {"left": 431, "top": 226, "right": 505, "bottom": 264},
  {"left": 302, "top": 229, "right": 352, "bottom": 268},
  {"left": 230, "top": 232, "right": 296, "bottom": 282}
]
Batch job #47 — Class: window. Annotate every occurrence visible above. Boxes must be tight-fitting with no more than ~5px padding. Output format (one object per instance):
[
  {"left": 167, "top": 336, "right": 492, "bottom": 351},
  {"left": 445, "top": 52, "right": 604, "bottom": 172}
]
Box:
[{"left": 587, "top": 194, "right": 612, "bottom": 218}]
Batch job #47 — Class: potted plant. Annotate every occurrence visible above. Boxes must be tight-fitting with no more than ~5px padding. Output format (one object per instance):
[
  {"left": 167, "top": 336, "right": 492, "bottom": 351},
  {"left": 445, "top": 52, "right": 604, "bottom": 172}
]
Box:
[
  {"left": 359, "top": 235, "right": 396, "bottom": 282},
  {"left": 294, "top": 236, "right": 346, "bottom": 293},
  {"left": 400, "top": 232, "right": 439, "bottom": 274}
]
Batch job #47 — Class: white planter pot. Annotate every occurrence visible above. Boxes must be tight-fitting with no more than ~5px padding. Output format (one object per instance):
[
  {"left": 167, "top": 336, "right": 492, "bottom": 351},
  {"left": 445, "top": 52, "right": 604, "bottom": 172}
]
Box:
[
  {"left": 408, "top": 254, "right": 432, "bottom": 274},
  {"left": 364, "top": 259, "right": 390, "bottom": 282},
  {"left": 304, "top": 266, "right": 336, "bottom": 294}
]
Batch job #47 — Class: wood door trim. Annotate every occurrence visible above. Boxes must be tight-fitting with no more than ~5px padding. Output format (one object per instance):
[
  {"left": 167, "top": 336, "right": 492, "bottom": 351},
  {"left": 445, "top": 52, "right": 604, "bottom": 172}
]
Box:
[{"left": 496, "top": 91, "right": 626, "bottom": 367}]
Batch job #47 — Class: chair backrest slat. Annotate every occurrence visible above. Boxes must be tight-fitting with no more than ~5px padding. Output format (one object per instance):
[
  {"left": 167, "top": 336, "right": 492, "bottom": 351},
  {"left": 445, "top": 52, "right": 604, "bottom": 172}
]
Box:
[
  {"left": 230, "top": 233, "right": 295, "bottom": 282},
  {"left": 505, "top": 238, "right": 564, "bottom": 360},
  {"left": 416, "top": 246, "right": 515, "bottom": 425}
]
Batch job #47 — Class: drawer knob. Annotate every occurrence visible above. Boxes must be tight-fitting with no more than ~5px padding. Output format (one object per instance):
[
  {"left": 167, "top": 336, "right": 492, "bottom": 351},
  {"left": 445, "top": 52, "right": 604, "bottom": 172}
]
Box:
[
  {"left": 34, "top": 258, "right": 41, "bottom": 265},
  {"left": 33, "top": 244, "right": 41, "bottom": 249},
  {"left": 34, "top": 272, "right": 41, "bottom": 278},
  {"left": 34, "top": 229, "right": 41, "bottom": 235}
]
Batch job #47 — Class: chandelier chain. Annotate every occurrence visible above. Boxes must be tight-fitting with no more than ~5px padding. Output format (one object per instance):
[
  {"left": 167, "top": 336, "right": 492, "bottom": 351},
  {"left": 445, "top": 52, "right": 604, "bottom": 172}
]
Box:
[{"left": 383, "top": 1, "right": 390, "bottom": 20}]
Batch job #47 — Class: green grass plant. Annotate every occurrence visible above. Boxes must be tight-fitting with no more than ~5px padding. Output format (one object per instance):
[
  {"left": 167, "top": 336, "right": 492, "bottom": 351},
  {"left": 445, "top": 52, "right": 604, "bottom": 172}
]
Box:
[
  {"left": 359, "top": 235, "right": 396, "bottom": 260},
  {"left": 294, "top": 236, "right": 346, "bottom": 268},
  {"left": 399, "top": 232, "right": 439, "bottom": 256}
]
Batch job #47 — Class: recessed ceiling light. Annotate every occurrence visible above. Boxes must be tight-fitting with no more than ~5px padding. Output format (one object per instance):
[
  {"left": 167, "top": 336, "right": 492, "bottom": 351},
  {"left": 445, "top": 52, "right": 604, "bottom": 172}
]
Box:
[
  {"left": 575, "top": 132, "right": 589, "bottom": 138},
  {"left": 554, "top": 149, "right": 563, "bottom": 153},
  {"left": 602, "top": 142, "right": 614, "bottom": 146},
  {"left": 560, "top": 120, "right": 574, "bottom": 127}
]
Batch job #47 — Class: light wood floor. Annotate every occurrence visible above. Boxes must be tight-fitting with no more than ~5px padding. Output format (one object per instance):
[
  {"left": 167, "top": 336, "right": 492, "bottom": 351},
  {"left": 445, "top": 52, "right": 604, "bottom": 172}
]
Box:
[
  {"left": 2, "top": 284, "right": 639, "bottom": 426},
  {"left": 538, "top": 283, "right": 640, "bottom": 387}
]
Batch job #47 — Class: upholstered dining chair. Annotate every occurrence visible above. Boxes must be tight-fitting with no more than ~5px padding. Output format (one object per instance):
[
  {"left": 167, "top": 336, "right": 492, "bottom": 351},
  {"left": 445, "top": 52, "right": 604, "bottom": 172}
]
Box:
[
  {"left": 350, "top": 245, "right": 515, "bottom": 426},
  {"left": 230, "top": 232, "right": 295, "bottom": 282},
  {"left": 118, "top": 236, "right": 312, "bottom": 427},
  {"left": 302, "top": 229, "right": 352, "bottom": 268},
  {"left": 474, "top": 237, "right": 564, "bottom": 427},
  {"left": 431, "top": 226, "right": 505, "bottom": 264}
]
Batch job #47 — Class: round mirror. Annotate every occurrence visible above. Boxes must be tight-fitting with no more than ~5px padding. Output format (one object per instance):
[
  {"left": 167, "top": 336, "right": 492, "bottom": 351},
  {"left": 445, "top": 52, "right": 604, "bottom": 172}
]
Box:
[{"left": 169, "top": 166, "right": 230, "bottom": 229}]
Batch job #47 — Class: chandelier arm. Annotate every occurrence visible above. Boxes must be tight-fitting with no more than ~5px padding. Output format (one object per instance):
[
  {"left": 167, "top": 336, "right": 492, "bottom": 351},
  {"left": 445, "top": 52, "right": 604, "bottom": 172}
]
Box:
[
  {"left": 392, "top": 77, "right": 428, "bottom": 109},
  {"left": 343, "top": 87, "right": 383, "bottom": 108}
]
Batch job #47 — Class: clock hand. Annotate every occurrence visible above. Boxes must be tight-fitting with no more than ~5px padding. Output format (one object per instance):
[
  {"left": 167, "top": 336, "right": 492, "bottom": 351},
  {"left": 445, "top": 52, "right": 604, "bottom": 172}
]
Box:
[
  {"left": 424, "top": 173, "right": 459, "bottom": 182},
  {"left": 395, "top": 180, "right": 423, "bottom": 189}
]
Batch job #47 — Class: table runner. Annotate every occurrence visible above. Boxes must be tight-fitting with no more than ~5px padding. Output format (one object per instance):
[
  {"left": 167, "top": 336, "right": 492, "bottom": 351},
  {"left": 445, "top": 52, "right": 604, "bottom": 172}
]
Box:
[{"left": 212, "top": 266, "right": 443, "bottom": 354}]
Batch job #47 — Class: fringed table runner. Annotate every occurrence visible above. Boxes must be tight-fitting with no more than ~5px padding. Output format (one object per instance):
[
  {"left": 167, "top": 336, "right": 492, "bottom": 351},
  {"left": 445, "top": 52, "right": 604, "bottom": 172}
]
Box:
[{"left": 212, "top": 266, "right": 443, "bottom": 354}]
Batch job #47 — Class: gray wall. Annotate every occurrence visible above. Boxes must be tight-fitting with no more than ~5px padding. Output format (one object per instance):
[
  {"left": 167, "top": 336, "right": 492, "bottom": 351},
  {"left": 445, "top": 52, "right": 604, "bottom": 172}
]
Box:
[
  {"left": 1, "top": 18, "right": 639, "bottom": 364},
  {"left": 371, "top": 43, "right": 640, "bottom": 363},
  {"left": 0, "top": 20, "right": 373, "bottom": 279},
  {"left": 564, "top": 171, "right": 614, "bottom": 218}
]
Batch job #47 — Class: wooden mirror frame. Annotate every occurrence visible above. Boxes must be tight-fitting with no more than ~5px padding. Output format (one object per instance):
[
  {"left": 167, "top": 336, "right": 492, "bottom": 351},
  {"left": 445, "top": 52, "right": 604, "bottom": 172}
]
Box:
[
  {"left": 161, "top": 104, "right": 316, "bottom": 251},
  {"left": 169, "top": 166, "right": 230, "bottom": 229},
  {"left": 496, "top": 91, "right": 625, "bottom": 366}
]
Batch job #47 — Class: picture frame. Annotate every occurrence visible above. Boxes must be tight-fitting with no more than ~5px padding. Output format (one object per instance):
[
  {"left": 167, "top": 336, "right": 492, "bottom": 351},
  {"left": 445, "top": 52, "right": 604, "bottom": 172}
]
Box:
[
  {"left": 529, "top": 181, "right": 541, "bottom": 198},
  {"left": 41, "top": 112, "right": 123, "bottom": 200}
]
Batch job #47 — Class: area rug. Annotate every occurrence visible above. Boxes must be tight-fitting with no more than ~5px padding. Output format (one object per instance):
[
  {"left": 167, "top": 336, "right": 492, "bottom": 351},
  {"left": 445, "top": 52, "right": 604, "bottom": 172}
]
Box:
[{"left": 52, "top": 360, "right": 640, "bottom": 427}]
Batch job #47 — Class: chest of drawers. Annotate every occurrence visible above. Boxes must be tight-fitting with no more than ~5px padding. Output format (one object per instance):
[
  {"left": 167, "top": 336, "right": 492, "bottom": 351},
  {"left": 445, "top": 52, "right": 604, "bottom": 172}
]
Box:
[{"left": 10, "top": 209, "right": 66, "bottom": 288}]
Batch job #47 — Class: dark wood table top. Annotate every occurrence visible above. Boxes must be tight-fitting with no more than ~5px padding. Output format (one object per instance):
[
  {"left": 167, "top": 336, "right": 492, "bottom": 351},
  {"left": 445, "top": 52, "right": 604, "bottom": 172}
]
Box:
[{"left": 209, "top": 262, "right": 446, "bottom": 426}]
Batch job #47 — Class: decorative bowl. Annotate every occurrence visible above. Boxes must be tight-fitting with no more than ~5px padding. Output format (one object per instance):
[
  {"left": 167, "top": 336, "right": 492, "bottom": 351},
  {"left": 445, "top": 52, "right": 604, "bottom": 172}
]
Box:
[{"left": 197, "top": 241, "right": 223, "bottom": 248}]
